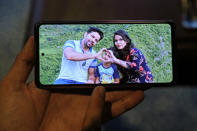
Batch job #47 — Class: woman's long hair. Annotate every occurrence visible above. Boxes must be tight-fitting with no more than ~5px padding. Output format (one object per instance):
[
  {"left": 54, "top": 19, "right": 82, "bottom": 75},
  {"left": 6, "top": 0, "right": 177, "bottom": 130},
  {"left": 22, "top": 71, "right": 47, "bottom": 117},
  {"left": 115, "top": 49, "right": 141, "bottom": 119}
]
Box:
[{"left": 109, "top": 30, "right": 135, "bottom": 60}]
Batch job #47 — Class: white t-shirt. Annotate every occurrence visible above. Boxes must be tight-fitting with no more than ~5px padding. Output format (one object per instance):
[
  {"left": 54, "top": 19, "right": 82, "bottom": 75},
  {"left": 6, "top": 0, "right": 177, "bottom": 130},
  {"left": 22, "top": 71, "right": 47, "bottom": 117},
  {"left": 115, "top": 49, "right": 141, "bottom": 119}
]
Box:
[{"left": 57, "top": 39, "right": 97, "bottom": 83}]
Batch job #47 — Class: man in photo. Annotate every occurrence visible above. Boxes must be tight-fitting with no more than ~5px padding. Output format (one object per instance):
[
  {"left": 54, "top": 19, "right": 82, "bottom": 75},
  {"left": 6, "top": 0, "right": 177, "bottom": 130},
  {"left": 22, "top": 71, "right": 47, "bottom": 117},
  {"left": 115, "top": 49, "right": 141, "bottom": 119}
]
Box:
[{"left": 54, "top": 27, "right": 106, "bottom": 84}]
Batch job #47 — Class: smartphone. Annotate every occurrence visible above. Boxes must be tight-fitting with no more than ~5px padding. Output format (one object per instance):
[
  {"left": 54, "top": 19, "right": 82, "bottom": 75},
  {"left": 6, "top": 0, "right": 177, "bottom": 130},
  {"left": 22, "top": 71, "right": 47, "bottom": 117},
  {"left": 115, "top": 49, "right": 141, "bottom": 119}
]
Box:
[{"left": 34, "top": 20, "right": 175, "bottom": 90}]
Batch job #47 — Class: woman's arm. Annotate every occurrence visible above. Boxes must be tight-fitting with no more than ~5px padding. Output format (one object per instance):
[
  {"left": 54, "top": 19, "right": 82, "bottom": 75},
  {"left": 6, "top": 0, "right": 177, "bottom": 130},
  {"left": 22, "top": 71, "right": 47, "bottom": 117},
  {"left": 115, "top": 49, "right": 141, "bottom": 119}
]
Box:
[
  {"left": 113, "top": 58, "right": 129, "bottom": 68},
  {"left": 108, "top": 50, "right": 140, "bottom": 71},
  {"left": 107, "top": 50, "right": 129, "bottom": 68}
]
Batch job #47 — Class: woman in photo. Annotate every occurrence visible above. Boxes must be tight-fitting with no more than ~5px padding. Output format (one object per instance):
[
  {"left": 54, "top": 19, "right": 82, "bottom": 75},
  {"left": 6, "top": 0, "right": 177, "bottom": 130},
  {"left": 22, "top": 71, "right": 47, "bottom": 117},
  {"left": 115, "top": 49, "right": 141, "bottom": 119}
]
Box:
[{"left": 108, "top": 30, "right": 153, "bottom": 83}]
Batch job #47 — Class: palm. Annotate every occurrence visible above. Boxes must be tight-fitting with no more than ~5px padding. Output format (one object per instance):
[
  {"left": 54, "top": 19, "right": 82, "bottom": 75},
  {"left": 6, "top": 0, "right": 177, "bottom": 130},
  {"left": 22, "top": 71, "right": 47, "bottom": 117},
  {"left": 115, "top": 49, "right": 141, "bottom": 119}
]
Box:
[
  {"left": 0, "top": 81, "right": 50, "bottom": 131},
  {"left": 39, "top": 89, "right": 143, "bottom": 131}
]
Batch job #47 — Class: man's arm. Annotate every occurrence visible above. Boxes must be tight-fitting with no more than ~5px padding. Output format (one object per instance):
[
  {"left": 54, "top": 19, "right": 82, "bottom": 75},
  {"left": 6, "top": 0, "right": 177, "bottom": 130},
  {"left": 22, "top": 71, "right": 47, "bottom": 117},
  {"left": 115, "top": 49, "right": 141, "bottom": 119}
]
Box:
[
  {"left": 64, "top": 47, "right": 108, "bottom": 61},
  {"left": 64, "top": 47, "right": 96, "bottom": 61},
  {"left": 87, "top": 68, "right": 96, "bottom": 84}
]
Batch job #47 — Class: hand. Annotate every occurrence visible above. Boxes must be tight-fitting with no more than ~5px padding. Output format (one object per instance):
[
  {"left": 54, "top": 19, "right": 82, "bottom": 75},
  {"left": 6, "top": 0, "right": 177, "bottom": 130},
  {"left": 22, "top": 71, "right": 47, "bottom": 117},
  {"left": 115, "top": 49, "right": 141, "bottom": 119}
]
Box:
[
  {"left": 95, "top": 48, "right": 107, "bottom": 61},
  {"left": 82, "top": 87, "right": 144, "bottom": 131},
  {"left": 0, "top": 37, "right": 144, "bottom": 131},
  {"left": 0, "top": 37, "right": 50, "bottom": 131},
  {"left": 39, "top": 87, "right": 144, "bottom": 131},
  {"left": 102, "top": 50, "right": 118, "bottom": 63}
]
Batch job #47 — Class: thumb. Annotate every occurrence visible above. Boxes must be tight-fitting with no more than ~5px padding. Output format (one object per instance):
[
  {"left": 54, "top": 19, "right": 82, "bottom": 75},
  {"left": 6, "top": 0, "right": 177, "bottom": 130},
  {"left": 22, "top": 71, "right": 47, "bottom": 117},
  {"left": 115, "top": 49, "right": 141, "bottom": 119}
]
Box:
[
  {"left": 6, "top": 36, "right": 34, "bottom": 83},
  {"left": 82, "top": 86, "right": 106, "bottom": 131}
]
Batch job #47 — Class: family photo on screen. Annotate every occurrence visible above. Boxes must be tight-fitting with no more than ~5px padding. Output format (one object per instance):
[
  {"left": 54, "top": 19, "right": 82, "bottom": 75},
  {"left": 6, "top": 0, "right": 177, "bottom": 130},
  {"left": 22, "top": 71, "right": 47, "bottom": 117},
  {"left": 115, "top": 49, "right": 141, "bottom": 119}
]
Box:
[{"left": 39, "top": 24, "right": 172, "bottom": 85}]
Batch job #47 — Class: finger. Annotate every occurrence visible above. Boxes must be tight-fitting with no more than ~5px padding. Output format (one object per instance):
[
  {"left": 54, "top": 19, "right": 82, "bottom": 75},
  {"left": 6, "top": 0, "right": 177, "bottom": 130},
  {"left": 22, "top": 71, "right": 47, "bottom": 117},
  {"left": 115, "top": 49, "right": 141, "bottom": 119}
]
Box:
[
  {"left": 7, "top": 36, "right": 35, "bottom": 83},
  {"left": 106, "top": 50, "right": 112, "bottom": 55},
  {"left": 106, "top": 90, "right": 135, "bottom": 103},
  {"left": 106, "top": 49, "right": 111, "bottom": 53},
  {"left": 82, "top": 86, "right": 105, "bottom": 131},
  {"left": 26, "top": 81, "right": 51, "bottom": 121},
  {"left": 108, "top": 50, "right": 114, "bottom": 56},
  {"left": 111, "top": 90, "right": 144, "bottom": 117},
  {"left": 99, "top": 48, "right": 105, "bottom": 54},
  {"left": 103, "top": 90, "right": 144, "bottom": 122},
  {"left": 99, "top": 48, "right": 107, "bottom": 53},
  {"left": 109, "top": 50, "right": 113, "bottom": 54},
  {"left": 102, "top": 48, "right": 107, "bottom": 51}
]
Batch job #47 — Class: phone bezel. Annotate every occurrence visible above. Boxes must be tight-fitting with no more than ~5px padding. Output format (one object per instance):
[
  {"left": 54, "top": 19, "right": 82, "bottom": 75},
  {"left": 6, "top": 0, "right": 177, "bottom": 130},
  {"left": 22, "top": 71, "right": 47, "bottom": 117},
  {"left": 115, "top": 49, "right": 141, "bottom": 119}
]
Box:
[{"left": 34, "top": 20, "right": 176, "bottom": 90}]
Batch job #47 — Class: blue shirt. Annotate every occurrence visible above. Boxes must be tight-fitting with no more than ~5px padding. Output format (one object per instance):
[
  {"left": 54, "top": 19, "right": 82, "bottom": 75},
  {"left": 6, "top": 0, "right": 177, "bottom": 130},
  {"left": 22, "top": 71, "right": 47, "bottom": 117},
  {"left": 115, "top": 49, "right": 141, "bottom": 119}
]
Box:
[
  {"left": 95, "top": 63, "right": 120, "bottom": 83},
  {"left": 57, "top": 40, "right": 97, "bottom": 83}
]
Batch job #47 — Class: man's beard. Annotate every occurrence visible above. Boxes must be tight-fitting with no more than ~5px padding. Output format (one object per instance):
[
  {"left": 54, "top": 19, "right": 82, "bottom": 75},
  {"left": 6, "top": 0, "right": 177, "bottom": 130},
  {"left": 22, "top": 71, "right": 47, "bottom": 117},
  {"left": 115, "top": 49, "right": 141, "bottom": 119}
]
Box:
[{"left": 84, "top": 40, "right": 93, "bottom": 49}]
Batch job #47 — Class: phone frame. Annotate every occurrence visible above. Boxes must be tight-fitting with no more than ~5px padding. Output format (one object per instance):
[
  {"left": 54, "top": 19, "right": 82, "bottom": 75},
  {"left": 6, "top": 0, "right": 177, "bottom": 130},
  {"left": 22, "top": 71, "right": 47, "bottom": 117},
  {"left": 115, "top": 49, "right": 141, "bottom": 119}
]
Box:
[{"left": 34, "top": 20, "right": 176, "bottom": 90}]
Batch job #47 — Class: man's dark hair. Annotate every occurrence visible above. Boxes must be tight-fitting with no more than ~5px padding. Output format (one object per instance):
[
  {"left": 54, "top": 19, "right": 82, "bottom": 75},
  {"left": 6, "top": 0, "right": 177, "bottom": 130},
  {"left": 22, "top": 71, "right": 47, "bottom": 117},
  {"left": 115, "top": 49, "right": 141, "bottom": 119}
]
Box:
[{"left": 87, "top": 27, "right": 104, "bottom": 41}]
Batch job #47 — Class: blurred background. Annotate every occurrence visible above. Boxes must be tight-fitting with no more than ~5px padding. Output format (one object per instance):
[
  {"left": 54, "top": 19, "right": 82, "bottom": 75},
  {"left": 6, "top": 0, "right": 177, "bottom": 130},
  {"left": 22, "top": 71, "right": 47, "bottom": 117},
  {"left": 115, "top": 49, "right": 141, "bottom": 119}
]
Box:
[{"left": 0, "top": 0, "right": 197, "bottom": 130}]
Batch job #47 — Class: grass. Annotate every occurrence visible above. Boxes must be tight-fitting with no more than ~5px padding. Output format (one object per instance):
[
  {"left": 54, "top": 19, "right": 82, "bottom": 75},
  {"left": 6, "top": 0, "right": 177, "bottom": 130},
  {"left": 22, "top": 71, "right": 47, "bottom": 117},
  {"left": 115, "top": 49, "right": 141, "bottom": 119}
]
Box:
[{"left": 39, "top": 24, "right": 173, "bottom": 84}]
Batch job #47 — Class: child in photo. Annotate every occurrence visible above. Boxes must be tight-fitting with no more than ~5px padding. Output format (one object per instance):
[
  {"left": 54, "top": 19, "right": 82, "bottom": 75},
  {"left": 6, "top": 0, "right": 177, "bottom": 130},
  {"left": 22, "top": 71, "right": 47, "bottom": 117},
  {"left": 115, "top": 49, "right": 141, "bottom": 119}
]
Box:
[{"left": 95, "top": 51, "right": 120, "bottom": 84}]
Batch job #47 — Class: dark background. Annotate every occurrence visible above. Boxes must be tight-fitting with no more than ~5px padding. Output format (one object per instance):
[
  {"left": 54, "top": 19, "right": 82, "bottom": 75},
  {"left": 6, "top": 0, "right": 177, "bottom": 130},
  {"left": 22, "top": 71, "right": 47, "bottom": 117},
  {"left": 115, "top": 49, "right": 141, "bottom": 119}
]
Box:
[{"left": 1, "top": 0, "right": 197, "bottom": 130}]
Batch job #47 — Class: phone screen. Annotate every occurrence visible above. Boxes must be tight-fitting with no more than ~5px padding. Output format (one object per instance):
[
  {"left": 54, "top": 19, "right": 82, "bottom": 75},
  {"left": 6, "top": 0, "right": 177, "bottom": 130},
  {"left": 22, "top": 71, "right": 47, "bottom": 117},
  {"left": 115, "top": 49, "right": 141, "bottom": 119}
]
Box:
[{"left": 35, "top": 21, "right": 174, "bottom": 89}]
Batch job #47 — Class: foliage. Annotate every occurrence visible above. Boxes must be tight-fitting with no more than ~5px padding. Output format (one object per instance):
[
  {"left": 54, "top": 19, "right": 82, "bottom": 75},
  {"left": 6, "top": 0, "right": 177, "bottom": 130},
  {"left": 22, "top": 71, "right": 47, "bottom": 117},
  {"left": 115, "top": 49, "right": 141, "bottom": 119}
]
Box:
[{"left": 39, "top": 24, "right": 173, "bottom": 84}]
